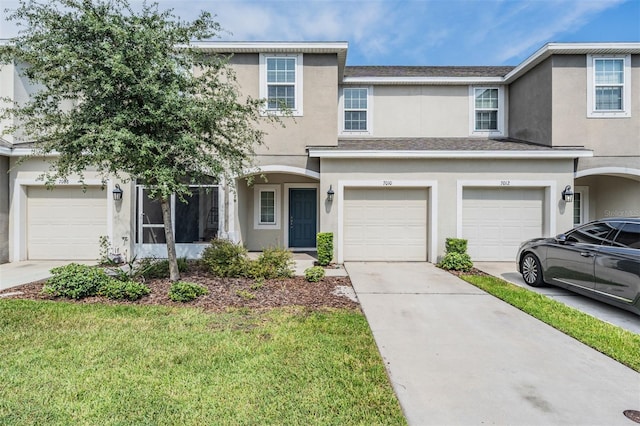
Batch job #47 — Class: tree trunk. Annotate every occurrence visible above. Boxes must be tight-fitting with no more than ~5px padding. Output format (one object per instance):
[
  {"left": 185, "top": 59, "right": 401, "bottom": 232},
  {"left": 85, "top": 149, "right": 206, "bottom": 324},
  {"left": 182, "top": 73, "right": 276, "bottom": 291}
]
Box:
[{"left": 160, "top": 197, "right": 180, "bottom": 281}]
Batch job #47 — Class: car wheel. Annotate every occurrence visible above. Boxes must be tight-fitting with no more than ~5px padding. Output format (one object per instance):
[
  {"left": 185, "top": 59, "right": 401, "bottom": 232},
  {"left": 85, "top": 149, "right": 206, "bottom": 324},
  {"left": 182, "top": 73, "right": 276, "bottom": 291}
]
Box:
[{"left": 521, "top": 253, "right": 544, "bottom": 287}]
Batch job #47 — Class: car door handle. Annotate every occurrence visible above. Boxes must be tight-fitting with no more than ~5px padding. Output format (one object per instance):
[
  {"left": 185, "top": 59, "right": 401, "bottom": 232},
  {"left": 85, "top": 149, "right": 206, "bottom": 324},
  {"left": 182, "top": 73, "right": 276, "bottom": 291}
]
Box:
[{"left": 580, "top": 252, "right": 595, "bottom": 257}]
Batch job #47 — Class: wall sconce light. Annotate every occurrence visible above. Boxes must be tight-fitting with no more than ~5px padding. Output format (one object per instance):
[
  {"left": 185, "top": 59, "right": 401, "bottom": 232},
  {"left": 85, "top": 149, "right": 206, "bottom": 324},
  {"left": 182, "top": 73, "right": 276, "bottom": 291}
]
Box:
[
  {"left": 112, "top": 184, "right": 123, "bottom": 201},
  {"left": 327, "top": 185, "right": 335, "bottom": 202},
  {"left": 561, "top": 185, "right": 573, "bottom": 203}
]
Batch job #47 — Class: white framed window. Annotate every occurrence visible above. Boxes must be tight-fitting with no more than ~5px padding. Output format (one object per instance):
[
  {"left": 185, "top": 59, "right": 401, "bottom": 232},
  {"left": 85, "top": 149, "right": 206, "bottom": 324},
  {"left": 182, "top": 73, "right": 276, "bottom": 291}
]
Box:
[
  {"left": 341, "top": 87, "right": 371, "bottom": 133},
  {"left": 259, "top": 54, "right": 303, "bottom": 116},
  {"left": 469, "top": 86, "right": 504, "bottom": 136},
  {"left": 254, "top": 185, "right": 281, "bottom": 229},
  {"left": 573, "top": 186, "right": 589, "bottom": 226},
  {"left": 587, "top": 54, "right": 631, "bottom": 118}
]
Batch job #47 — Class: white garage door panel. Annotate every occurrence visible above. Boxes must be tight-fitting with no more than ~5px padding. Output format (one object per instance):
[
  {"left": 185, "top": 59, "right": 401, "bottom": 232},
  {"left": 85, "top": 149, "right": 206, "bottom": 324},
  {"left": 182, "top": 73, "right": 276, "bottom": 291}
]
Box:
[
  {"left": 28, "top": 186, "right": 107, "bottom": 260},
  {"left": 344, "top": 188, "right": 427, "bottom": 261},
  {"left": 463, "top": 188, "right": 544, "bottom": 261}
]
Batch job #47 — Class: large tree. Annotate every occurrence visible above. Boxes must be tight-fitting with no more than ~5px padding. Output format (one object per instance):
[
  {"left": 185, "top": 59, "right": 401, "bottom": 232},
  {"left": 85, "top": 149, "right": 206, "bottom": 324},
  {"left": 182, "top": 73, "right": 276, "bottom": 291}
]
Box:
[{"left": 1, "top": 0, "right": 274, "bottom": 280}]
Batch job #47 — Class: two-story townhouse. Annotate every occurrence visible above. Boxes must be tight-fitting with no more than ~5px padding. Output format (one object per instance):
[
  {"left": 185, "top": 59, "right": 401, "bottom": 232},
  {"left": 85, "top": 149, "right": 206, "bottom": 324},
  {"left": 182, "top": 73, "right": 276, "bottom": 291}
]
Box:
[{"left": 1, "top": 41, "right": 638, "bottom": 265}]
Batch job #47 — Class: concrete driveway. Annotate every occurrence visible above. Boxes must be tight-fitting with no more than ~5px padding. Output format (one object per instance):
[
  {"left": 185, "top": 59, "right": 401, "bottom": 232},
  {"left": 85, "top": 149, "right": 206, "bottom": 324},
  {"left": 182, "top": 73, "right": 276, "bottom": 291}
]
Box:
[
  {"left": 346, "top": 262, "right": 640, "bottom": 426},
  {"left": 0, "top": 261, "right": 94, "bottom": 292},
  {"left": 475, "top": 262, "right": 640, "bottom": 335}
]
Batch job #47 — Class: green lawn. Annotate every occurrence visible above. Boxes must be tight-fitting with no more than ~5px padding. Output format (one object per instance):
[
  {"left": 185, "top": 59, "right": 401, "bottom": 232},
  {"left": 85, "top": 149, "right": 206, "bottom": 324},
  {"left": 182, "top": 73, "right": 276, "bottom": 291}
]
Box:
[
  {"left": 461, "top": 275, "right": 640, "bottom": 372},
  {"left": 0, "top": 300, "right": 406, "bottom": 425}
]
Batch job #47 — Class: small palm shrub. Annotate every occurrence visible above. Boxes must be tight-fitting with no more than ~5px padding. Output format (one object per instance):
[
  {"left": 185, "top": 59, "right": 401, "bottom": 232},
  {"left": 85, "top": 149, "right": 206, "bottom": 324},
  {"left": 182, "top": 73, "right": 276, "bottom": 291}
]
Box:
[
  {"left": 168, "top": 281, "right": 209, "bottom": 302},
  {"left": 316, "top": 232, "right": 333, "bottom": 266},
  {"left": 99, "top": 281, "right": 151, "bottom": 301},
  {"left": 201, "top": 239, "right": 249, "bottom": 277},
  {"left": 43, "top": 263, "right": 112, "bottom": 299},
  {"left": 304, "top": 266, "right": 325, "bottom": 283}
]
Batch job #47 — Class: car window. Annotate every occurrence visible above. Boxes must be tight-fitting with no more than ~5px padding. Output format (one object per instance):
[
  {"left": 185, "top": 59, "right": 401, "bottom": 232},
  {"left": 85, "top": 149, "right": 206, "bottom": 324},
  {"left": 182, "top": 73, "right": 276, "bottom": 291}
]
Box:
[
  {"left": 566, "top": 222, "right": 615, "bottom": 245},
  {"left": 612, "top": 223, "right": 640, "bottom": 249}
]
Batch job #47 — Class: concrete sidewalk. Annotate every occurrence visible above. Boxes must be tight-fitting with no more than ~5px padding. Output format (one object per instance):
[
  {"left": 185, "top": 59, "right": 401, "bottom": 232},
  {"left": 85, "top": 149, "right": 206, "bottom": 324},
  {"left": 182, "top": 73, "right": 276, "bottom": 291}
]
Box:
[
  {"left": 0, "top": 261, "right": 88, "bottom": 292},
  {"left": 346, "top": 262, "right": 640, "bottom": 426}
]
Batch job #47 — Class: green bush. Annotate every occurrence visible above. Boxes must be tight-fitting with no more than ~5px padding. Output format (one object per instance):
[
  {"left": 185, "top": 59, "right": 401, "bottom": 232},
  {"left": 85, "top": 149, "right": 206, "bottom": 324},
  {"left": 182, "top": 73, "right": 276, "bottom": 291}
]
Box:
[
  {"left": 99, "top": 280, "right": 150, "bottom": 301},
  {"left": 42, "top": 263, "right": 112, "bottom": 299},
  {"left": 445, "top": 238, "right": 468, "bottom": 255},
  {"left": 168, "top": 281, "right": 209, "bottom": 302},
  {"left": 201, "top": 239, "right": 249, "bottom": 277},
  {"left": 317, "top": 232, "right": 333, "bottom": 266},
  {"left": 137, "top": 257, "right": 188, "bottom": 279},
  {"left": 437, "top": 252, "right": 473, "bottom": 272},
  {"left": 248, "top": 247, "right": 294, "bottom": 279},
  {"left": 304, "top": 266, "right": 325, "bottom": 283}
]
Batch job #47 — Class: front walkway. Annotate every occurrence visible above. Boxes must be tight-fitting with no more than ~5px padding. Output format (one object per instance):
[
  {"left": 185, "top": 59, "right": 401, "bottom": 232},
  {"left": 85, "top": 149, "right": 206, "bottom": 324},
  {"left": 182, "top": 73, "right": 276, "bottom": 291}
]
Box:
[
  {"left": 346, "top": 262, "right": 640, "bottom": 425},
  {"left": 0, "top": 261, "right": 92, "bottom": 292}
]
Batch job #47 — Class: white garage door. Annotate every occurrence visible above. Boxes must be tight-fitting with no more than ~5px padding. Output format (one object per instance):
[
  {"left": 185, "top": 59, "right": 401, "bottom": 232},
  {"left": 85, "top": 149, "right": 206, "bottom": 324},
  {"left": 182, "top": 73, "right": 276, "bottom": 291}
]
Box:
[
  {"left": 344, "top": 188, "right": 427, "bottom": 261},
  {"left": 462, "top": 187, "right": 544, "bottom": 261},
  {"left": 27, "top": 186, "right": 108, "bottom": 260}
]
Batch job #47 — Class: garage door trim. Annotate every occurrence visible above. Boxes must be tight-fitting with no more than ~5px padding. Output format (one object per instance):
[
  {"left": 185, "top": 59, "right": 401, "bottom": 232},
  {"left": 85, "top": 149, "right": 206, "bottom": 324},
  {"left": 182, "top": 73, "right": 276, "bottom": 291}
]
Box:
[
  {"left": 337, "top": 180, "right": 438, "bottom": 263},
  {"left": 12, "top": 178, "right": 114, "bottom": 262},
  {"left": 456, "top": 180, "right": 556, "bottom": 255}
]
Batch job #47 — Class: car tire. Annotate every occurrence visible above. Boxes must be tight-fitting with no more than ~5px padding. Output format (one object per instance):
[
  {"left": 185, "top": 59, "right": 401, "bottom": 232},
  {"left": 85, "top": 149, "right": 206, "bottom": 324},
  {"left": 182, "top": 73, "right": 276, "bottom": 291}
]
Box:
[{"left": 521, "top": 253, "right": 545, "bottom": 287}]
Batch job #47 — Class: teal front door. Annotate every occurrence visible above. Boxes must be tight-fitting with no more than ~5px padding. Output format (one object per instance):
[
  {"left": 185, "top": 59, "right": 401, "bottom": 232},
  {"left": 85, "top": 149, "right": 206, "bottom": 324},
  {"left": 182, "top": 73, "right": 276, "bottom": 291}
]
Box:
[{"left": 289, "top": 188, "right": 317, "bottom": 248}]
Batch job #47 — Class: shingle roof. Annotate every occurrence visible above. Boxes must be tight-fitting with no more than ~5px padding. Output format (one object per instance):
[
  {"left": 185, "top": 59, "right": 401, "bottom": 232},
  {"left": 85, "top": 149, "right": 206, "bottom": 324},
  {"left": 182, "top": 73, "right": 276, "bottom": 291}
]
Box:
[
  {"left": 344, "top": 66, "right": 516, "bottom": 78},
  {"left": 320, "top": 138, "right": 586, "bottom": 151}
]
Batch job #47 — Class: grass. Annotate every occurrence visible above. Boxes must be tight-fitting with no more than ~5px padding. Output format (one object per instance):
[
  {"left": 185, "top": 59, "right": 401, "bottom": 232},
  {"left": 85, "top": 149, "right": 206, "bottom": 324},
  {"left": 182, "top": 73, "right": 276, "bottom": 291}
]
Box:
[
  {"left": 461, "top": 274, "right": 640, "bottom": 372},
  {"left": 0, "top": 300, "right": 406, "bottom": 425}
]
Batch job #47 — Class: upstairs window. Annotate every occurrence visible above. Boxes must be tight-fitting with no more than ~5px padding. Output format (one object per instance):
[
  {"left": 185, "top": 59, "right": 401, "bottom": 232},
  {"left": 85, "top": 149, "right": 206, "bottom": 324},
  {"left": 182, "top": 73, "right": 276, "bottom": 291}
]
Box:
[
  {"left": 344, "top": 88, "right": 368, "bottom": 131},
  {"left": 470, "top": 87, "right": 504, "bottom": 136},
  {"left": 260, "top": 54, "right": 303, "bottom": 116},
  {"left": 587, "top": 55, "right": 631, "bottom": 118}
]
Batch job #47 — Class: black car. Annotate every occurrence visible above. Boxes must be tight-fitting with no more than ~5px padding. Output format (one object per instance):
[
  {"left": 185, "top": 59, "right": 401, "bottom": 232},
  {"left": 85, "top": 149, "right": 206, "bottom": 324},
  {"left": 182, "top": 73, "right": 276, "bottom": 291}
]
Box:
[{"left": 517, "top": 218, "right": 640, "bottom": 315}]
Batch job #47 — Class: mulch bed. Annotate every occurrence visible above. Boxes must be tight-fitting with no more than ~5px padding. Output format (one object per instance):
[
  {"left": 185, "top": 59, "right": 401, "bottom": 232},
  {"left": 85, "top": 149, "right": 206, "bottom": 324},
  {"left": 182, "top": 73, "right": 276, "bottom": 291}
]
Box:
[{"left": 0, "top": 265, "right": 358, "bottom": 312}]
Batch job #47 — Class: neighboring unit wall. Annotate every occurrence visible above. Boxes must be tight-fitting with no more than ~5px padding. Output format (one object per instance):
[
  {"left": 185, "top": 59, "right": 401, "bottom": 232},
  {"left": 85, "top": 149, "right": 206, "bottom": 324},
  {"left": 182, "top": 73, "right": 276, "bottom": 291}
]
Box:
[
  {"left": 552, "top": 54, "right": 640, "bottom": 156},
  {"left": 575, "top": 175, "right": 640, "bottom": 220},
  {"left": 509, "top": 57, "right": 553, "bottom": 145},
  {"left": 0, "top": 156, "right": 9, "bottom": 263},
  {"left": 370, "top": 85, "right": 470, "bottom": 137}
]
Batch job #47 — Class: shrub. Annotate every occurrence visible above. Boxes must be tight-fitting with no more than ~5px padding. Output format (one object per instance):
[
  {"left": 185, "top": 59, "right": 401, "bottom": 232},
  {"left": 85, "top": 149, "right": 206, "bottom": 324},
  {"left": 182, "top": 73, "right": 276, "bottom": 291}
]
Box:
[
  {"left": 304, "top": 266, "right": 325, "bottom": 283},
  {"left": 43, "top": 263, "right": 112, "bottom": 299},
  {"left": 99, "top": 280, "right": 150, "bottom": 301},
  {"left": 168, "top": 281, "right": 209, "bottom": 302},
  {"left": 235, "top": 289, "right": 256, "bottom": 300},
  {"left": 317, "top": 232, "right": 333, "bottom": 266},
  {"left": 137, "top": 257, "right": 188, "bottom": 279},
  {"left": 445, "top": 238, "right": 468, "bottom": 255},
  {"left": 248, "top": 247, "right": 294, "bottom": 279},
  {"left": 438, "top": 252, "right": 473, "bottom": 272},
  {"left": 201, "top": 239, "right": 249, "bottom": 277}
]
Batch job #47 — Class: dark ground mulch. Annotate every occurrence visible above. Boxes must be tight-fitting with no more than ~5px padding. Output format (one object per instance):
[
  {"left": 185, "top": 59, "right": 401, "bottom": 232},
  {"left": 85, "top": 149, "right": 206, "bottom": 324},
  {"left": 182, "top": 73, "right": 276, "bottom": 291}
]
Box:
[{"left": 0, "top": 265, "right": 359, "bottom": 311}]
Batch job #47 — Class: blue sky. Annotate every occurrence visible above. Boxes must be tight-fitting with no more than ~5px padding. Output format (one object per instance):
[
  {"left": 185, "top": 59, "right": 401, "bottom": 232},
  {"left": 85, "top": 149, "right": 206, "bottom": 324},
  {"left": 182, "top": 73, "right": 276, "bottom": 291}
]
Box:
[{"left": 1, "top": 0, "right": 639, "bottom": 66}]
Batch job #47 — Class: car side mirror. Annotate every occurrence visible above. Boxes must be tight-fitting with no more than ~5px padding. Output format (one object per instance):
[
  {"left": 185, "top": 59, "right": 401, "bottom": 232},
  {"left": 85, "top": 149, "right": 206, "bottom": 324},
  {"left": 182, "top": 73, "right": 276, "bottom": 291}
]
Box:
[{"left": 555, "top": 233, "right": 567, "bottom": 244}]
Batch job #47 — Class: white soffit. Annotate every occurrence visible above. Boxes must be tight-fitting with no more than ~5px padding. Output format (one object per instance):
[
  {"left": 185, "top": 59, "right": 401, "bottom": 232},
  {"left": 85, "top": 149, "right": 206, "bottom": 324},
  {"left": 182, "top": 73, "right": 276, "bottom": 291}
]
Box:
[{"left": 308, "top": 149, "right": 594, "bottom": 159}]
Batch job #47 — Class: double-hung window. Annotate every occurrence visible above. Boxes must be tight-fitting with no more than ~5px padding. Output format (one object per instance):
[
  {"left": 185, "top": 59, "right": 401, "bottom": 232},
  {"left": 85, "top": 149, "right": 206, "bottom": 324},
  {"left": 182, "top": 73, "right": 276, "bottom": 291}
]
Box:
[
  {"left": 587, "top": 55, "right": 631, "bottom": 118},
  {"left": 470, "top": 87, "right": 504, "bottom": 135},
  {"left": 254, "top": 185, "right": 280, "bottom": 229},
  {"left": 260, "top": 54, "right": 303, "bottom": 116},
  {"left": 343, "top": 88, "right": 368, "bottom": 131}
]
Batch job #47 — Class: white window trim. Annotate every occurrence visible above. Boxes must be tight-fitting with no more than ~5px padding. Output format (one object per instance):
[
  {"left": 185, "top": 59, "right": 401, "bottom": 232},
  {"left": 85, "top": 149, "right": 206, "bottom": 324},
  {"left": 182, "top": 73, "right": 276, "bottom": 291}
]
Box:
[
  {"left": 339, "top": 86, "right": 373, "bottom": 135},
  {"left": 469, "top": 86, "right": 505, "bottom": 136},
  {"left": 586, "top": 54, "right": 631, "bottom": 118},
  {"left": 259, "top": 53, "right": 303, "bottom": 117},
  {"left": 253, "top": 184, "right": 281, "bottom": 229},
  {"left": 573, "top": 186, "right": 590, "bottom": 226}
]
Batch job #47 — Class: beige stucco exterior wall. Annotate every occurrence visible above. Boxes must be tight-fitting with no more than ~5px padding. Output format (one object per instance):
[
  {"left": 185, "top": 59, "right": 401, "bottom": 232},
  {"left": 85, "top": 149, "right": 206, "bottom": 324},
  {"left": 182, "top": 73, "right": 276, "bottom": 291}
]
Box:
[
  {"left": 552, "top": 55, "right": 640, "bottom": 157},
  {"left": 370, "top": 85, "right": 471, "bottom": 137},
  {"left": 319, "top": 157, "right": 575, "bottom": 260},
  {"left": 509, "top": 58, "right": 553, "bottom": 145},
  {"left": 575, "top": 175, "right": 640, "bottom": 221},
  {"left": 0, "top": 156, "right": 9, "bottom": 263}
]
